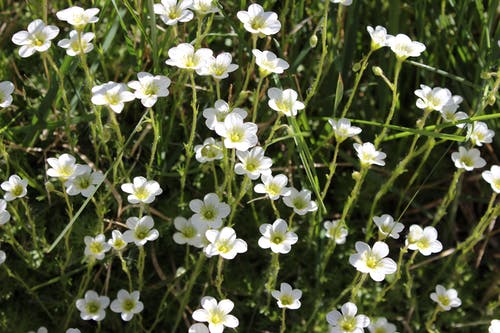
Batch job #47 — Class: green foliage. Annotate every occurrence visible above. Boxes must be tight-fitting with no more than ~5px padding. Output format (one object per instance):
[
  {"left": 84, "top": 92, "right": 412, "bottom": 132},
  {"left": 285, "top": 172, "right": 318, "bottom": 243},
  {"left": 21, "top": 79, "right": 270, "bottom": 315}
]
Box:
[{"left": 0, "top": 0, "right": 498, "bottom": 332}]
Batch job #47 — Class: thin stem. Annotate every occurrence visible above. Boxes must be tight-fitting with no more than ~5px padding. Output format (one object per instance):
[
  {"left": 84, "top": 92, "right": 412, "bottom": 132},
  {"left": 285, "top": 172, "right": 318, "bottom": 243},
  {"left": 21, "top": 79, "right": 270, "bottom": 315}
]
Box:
[
  {"left": 138, "top": 246, "right": 146, "bottom": 290},
  {"left": 180, "top": 72, "right": 199, "bottom": 205},
  {"left": 432, "top": 169, "right": 464, "bottom": 226},
  {"left": 251, "top": 77, "right": 264, "bottom": 123},
  {"left": 238, "top": 36, "right": 258, "bottom": 105},
  {"left": 216, "top": 256, "right": 225, "bottom": 298},
  {"left": 280, "top": 308, "right": 287, "bottom": 333},
  {"left": 304, "top": 0, "right": 330, "bottom": 106},
  {"left": 425, "top": 306, "right": 441, "bottom": 333},
  {"left": 340, "top": 166, "right": 369, "bottom": 227},
  {"left": 321, "top": 140, "right": 341, "bottom": 200},
  {"left": 340, "top": 50, "right": 373, "bottom": 118}
]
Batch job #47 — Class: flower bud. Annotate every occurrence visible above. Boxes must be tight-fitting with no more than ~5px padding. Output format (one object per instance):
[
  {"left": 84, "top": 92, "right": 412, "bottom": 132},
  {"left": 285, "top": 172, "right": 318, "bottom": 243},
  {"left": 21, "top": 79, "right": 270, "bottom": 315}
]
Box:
[
  {"left": 309, "top": 34, "right": 318, "bottom": 48},
  {"left": 372, "top": 66, "right": 384, "bottom": 76}
]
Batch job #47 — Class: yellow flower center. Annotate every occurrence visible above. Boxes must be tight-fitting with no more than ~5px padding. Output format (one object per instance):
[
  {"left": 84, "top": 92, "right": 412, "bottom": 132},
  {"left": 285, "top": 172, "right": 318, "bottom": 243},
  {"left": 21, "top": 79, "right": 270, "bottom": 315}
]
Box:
[
  {"left": 280, "top": 295, "right": 293, "bottom": 306},
  {"left": 113, "top": 238, "right": 126, "bottom": 249},
  {"left": 250, "top": 16, "right": 265, "bottom": 30},
  {"left": 459, "top": 156, "right": 473, "bottom": 167},
  {"left": 216, "top": 241, "right": 230, "bottom": 253},
  {"left": 437, "top": 295, "right": 451, "bottom": 307},
  {"left": 339, "top": 317, "right": 356, "bottom": 331},
  {"left": 135, "top": 226, "right": 149, "bottom": 240},
  {"left": 266, "top": 183, "right": 281, "bottom": 197},
  {"left": 86, "top": 301, "right": 100, "bottom": 314},
  {"left": 122, "top": 299, "right": 136, "bottom": 312},
  {"left": 134, "top": 187, "right": 149, "bottom": 201},
  {"left": 229, "top": 130, "right": 243, "bottom": 143},
  {"left": 365, "top": 254, "right": 378, "bottom": 269},
  {"left": 89, "top": 241, "right": 103, "bottom": 254},
  {"left": 183, "top": 226, "right": 196, "bottom": 238},
  {"left": 271, "top": 235, "right": 284, "bottom": 244},
  {"left": 416, "top": 238, "right": 430, "bottom": 250},
  {"left": 292, "top": 198, "right": 307, "bottom": 210},
  {"left": 201, "top": 206, "right": 216, "bottom": 220},
  {"left": 105, "top": 92, "right": 120, "bottom": 105}
]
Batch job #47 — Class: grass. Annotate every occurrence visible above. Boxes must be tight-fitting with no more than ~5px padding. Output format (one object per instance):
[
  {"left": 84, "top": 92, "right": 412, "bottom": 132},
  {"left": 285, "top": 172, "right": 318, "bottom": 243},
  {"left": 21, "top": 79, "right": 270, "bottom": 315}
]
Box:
[{"left": 0, "top": 0, "right": 498, "bottom": 332}]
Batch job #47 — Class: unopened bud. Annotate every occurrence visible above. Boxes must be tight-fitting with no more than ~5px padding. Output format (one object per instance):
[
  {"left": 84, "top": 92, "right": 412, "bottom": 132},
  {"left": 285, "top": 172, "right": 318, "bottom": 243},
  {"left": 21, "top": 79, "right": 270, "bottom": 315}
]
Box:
[
  {"left": 352, "top": 171, "right": 361, "bottom": 180},
  {"left": 352, "top": 62, "right": 361, "bottom": 72},
  {"left": 309, "top": 34, "right": 318, "bottom": 48},
  {"left": 372, "top": 66, "right": 384, "bottom": 76}
]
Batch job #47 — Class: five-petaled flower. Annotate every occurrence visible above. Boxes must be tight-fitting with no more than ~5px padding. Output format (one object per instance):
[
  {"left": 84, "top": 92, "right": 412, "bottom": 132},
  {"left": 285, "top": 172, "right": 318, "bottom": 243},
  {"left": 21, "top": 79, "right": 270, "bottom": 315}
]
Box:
[
  {"left": 121, "top": 176, "right": 163, "bottom": 204},
  {"left": 451, "top": 147, "right": 486, "bottom": 171},
  {"left": 192, "top": 296, "right": 239, "bottom": 333},
  {"left": 204, "top": 227, "right": 248, "bottom": 259},
  {"left": 237, "top": 4, "right": 281, "bottom": 37},
  {"left": 271, "top": 282, "right": 302, "bottom": 309},
  {"left": 0, "top": 81, "right": 15, "bottom": 108},
  {"left": 354, "top": 142, "right": 386, "bottom": 167},
  {"left": 1, "top": 174, "right": 28, "bottom": 201},
  {"left": 56, "top": 6, "right": 100, "bottom": 30},
  {"left": 267, "top": 88, "right": 305, "bottom": 117},
  {"left": 110, "top": 289, "right": 144, "bottom": 321},
  {"left": 76, "top": 290, "right": 110, "bottom": 321},
  {"left": 91, "top": 81, "right": 135, "bottom": 114},
  {"left": 258, "top": 219, "right": 298, "bottom": 254},
  {"left": 349, "top": 241, "right": 397, "bottom": 282},
  {"left": 11, "top": 19, "right": 59, "bottom": 58},
  {"left": 128, "top": 72, "right": 171, "bottom": 108},
  {"left": 326, "top": 302, "right": 370, "bottom": 333},
  {"left": 123, "top": 216, "right": 159, "bottom": 246},
  {"left": 482, "top": 165, "right": 500, "bottom": 193},
  {"left": 406, "top": 225, "right": 443, "bottom": 256},
  {"left": 430, "top": 285, "right": 461, "bottom": 311}
]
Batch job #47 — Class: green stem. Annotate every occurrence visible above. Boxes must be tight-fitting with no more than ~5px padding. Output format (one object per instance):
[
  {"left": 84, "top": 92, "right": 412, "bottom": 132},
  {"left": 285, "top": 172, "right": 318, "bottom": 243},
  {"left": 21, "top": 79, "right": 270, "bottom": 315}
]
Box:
[
  {"left": 280, "top": 308, "right": 287, "bottom": 333},
  {"left": 340, "top": 166, "right": 369, "bottom": 227},
  {"left": 320, "top": 140, "right": 341, "bottom": 201},
  {"left": 251, "top": 77, "right": 264, "bottom": 123},
  {"left": 238, "top": 36, "right": 258, "bottom": 105},
  {"left": 138, "top": 246, "right": 146, "bottom": 290},
  {"left": 216, "top": 256, "right": 225, "bottom": 298},
  {"left": 340, "top": 50, "right": 373, "bottom": 118},
  {"left": 350, "top": 273, "right": 367, "bottom": 302},
  {"left": 180, "top": 72, "right": 199, "bottom": 205},
  {"left": 304, "top": 0, "right": 330, "bottom": 106},
  {"left": 432, "top": 169, "right": 464, "bottom": 226},
  {"left": 374, "top": 59, "right": 402, "bottom": 148},
  {"left": 425, "top": 306, "right": 441, "bottom": 333},
  {"left": 118, "top": 252, "right": 134, "bottom": 291}
]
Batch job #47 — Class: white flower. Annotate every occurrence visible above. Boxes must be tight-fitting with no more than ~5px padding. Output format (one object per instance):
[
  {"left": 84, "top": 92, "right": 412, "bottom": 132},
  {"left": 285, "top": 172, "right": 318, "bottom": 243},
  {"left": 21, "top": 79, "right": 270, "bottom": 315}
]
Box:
[
  {"left": 354, "top": 142, "right": 386, "bottom": 167},
  {"left": 482, "top": 165, "right": 500, "bottom": 193},
  {"left": 451, "top": 147, "right": 486, "bottom": 171},
  {"left": 366, "top": 25, "right": 392, "bottom": 50},
  {"left": 121, "top": 176, "right": 163, "bottom": 204},
  {"left": 467, "top": 121, "right": 495, "bottom": 147},
  {"left": 254, "top": 174, "right": 292, "bottom": 200},
  {"left": 324, "top": 220, "right": 348, "bottom": 244},
  {"left": 173, "top": 216, "right": 207, "bottom": 248},
  {"left": 440, "top": 107, "right": 468, "bottom": 128},
  {"left": 76, "top": 290, "right": 110, "bottom": 321},
  {"left": 154, "top": 0, "right": 194, "bottom": 26},
  {"left": 57, "top": 30, "right": 95, "bottom": 56},
  {"left": 189, "top": 323, "right": 210, "bottom": 333},
  {"left": 271, "top": 282, "right": 302, "bottom": 309},
  {"left": 283, "top": 188, "right": 318, "bottom": 215},
  {"left": 66, "top": 329, "right": 81, "bottom": 333},
  {"left": 267, "top": 88, "right": 305, "bottom": 117},
  {"left": 430, "top": 285, "right": 461, "bottom": 311},
  {"left": 349, "top": 241, "right": 397, "bottom": 282},
  {"left": 235, "top": 146, "right": 273, "bottom": 180},
  {"left": 414, "top": 85, "right": 454, "bottom": 112},
  {"left": 203, "top": 100, "right": 248, "bottom": 131},
  {"left": 64, "top": 165, "right": 104, "bottom": 198},
  {"left": 127, "top": 72, "right": 171, "bottom": 107},
  {"left": 252, "top": 49, "right": 289, "bottom": 75},
  {"left": 91, "top": 81, "right": 135, "bottom": 113},
  {"left": 326, "top": 302, "right": 370, "bottom": 333},
  {"left": 1, "top": 174, "right": 28, "bottom": 201},
  {"left": 204, "top": 227, "right": 248, "bottom": 259},
  {"left": 11, "top": 19, "right": 59, "bottom": 58},
  {"left": 189, "top": 193, "right": 230, "bottom": 229},
  {"left": 110, "top": 289, "right": 144, "bottom": 321},
  {"left": 258, "top": 219, "right": 298, "bottom": 254},
  {"left": 28, "top": 327, "right": 47, "bottom": 333},
  {"left": 214, "top": 113, "right": 258, "bottom": 151},
  {"left": 0, "top": 199, "right": 11, "bottom": 225},
  {"left": 368, "top": 317, "right": 397, "bottom": 333},
  {"left": 386, "top": 33, "right": 426, "bottom": 60},
  {"left": 47, "top": 153, "right": 79, "bottom": 179},
  {"left": 406, "top": 225, "right": 443, "bottom": 256},
  {"left": 192, "top": 0, "right": 219, "bottom": 14},
  {"left": 108, "top": 230, "right": 128, "bottom": 251},
  {"left": 236, "top": 4, "right": 281, "bottom": 37},
  {"left": 192, "top": 296, "right": 239, "bottom": 333},
  {"left": 84, "top": 234, "right": 111, "bottom": 260},
  {"left": 372, "top": 214, "right": 404, "bottom": 239},
  {"left": 331, "top": 0, "right": 353, "bottom": 6},
  {"left": 489, "top": 319, "right": 500, "bottom": 333},
  {"left": 198, "top": 52, "right": 239, "bottom": 80},
  {"left": 0, "top": 250, "right": 5, "bottom": 265},
  {"left": 56, "top": 6, "right": 100, "bottom": 29},
  {"left": 165, "top": 43, "right": 213, "bottom": 71},
  {"left": 194, "top": 140, "right": 222, "bottom": 164},
  {"left": 328, "top": 118, "right": 362, "bottom": 143},
  {"left": 195, "top": 137, "right": 224, "bottom": 163},
  {"left": 123, "top": 216, "right": 159, "bottom": 246},
  {"left": 0, "top": 81, "right": 15, "bottom": 108}
]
